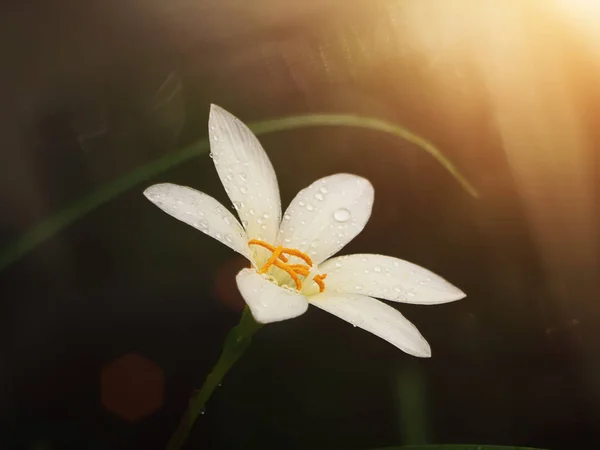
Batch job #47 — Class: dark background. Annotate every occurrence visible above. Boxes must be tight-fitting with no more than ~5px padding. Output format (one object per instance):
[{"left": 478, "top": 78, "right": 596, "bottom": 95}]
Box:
[{"left": 1, "top": 1, "right": 599, "bottom": 449}]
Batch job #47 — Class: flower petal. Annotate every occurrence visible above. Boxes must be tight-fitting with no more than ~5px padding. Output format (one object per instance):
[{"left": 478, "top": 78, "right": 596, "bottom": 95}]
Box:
[
  {"left": 144, "top": 183, "right": 251, "bottom": 259},
  {"left": 209, "top": 104, "right": 281, "bottom": 243},
  {"left": 236, "top": 268, "right": 309, "bottom": 323},
  {"left": 320, "top": 254, "right": 465, "bottom": 304},
  {"left": 310, "top": 293, "right": 431, "bottom": 357},
  {"left": 277, "top": 174, "right": 374, "bottom": 265}
]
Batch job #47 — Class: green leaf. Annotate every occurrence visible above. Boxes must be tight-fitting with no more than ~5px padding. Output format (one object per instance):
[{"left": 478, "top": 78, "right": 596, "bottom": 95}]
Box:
[{"left": 0, "top": 113, "right": 478, "bottom": 272}]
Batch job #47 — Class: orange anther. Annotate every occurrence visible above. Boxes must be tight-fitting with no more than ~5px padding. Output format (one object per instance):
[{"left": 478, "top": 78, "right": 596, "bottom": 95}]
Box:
[
  {"left": 281, "top": 248, "right": 313, "bottom": 266},
  {"left": 247, "top": 239, "right": 325, "bottom": 292},
  {"left": 259, "top": 245, "right": 284, "bottom": 274},
  {"left": 248, "top": 240, "right": 288, "bottom": 262},
  {"left": 273, "top": 259, "right": 302, "bottom": 290},
  {"left": 313, "top": 274, "right": 327, "bottom": 292},
  {"left": 288, "top": 264, "right": 310, "bottom": 276}
]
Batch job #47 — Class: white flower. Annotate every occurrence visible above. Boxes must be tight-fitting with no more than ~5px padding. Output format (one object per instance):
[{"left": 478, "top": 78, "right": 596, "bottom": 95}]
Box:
[{"left": 144, "top": 104, "right": 466, "bottom": 357}]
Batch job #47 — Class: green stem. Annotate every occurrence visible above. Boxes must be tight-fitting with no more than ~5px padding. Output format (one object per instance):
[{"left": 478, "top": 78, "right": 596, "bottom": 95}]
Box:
[
  {"left": 166, "top": 306, "right": 262, "bottom": 450},
  {"left": 0, "top": 112, "right": 478, "bottom": 272}
]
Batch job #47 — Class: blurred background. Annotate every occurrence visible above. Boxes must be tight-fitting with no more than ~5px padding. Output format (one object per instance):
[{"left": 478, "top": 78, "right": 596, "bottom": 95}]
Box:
[{"left": 1, "top": 0, "right": 599, "bottom": 449}]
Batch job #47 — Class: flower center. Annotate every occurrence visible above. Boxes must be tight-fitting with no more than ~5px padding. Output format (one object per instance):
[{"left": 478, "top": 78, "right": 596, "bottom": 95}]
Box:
[{"left": 248, "top": 239, "right": 327, "bottom": 292}]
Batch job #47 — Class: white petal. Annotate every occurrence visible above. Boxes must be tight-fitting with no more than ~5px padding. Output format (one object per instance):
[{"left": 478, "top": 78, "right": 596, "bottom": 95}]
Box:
[
  {"left": 310, "top": 293, "right": 431, "bottom": 357},
  {"left": 236, "top": 268, "right": 309, "bottom": 324},
  {"left": 144, "top": 183, "right": 251, "bottom": 259},
  {"left": 277, "top": 174, "right": 374, "bottom": 265},
  {"left": 209, "top": 104, "right": 281, "bottom": 243},
  {"left": 320, "top": 254, "right": 465, "bottom": 304}
]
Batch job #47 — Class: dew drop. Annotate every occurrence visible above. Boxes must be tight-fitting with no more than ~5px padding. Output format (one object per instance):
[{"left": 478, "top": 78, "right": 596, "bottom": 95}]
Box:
[
  {"left": 242, "top": 220, "right": 249, "bottom": 228},
  {"left": 283, "top": 213, "right": 291, "bottom": 220},
  {"left": 306, "top": 204, "right": 315, "bottom": 211},
  {"left": 225, "top": 234, "right": 233, "bottom": 243},
  {"left": 355, "top": 284, "right": 363, "bottom": 290},
  {"left": 374, "top": 266, "right": 382, "bottom": 273},
  {"left": 333, "top": 208, "right": 351, "bottom": 223},
  {"left": 233, "top": 201, "right": 242, "bottom": 210},
  {"left": 249, "top": 208, "right": 255, "bottom": 216},
  {"left": 299, "top": 201, "right": 306, "bottom": 207},
  {"left": 319, "top": 186, "right": 328, "bottom": 194},
  {"left": 335, "top": 261, "right": 343, "bottom": 268},
  {"left": 239, "top": 186, "right": 248, "bottom": 194},
  {"left": 239, "top": 173, "right": 248, "bottom": 182},
  {"left": 198, "top": 220, "right": 209, "bottom": 230},
  {"left": 263, "top": 213, "right": 270, "bottom": 219},
  {"left": 314, "top": 193, "right": 324, "bottom": 201}
]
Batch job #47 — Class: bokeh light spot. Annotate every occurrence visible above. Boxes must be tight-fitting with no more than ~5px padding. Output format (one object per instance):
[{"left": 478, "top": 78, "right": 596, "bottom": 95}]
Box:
[{"left": 101, "top": 352, "right": 165, "bottom": 422}]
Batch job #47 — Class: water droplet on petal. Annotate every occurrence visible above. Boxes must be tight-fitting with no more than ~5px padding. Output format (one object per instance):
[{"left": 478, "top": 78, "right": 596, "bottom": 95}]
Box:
[
  {"left": 239, "top": 173, "right": 248, "bottom": 182},
  {"left": 335, "top": 261, "right": 343, "bottom": 268},
  {"left": 306, "top": 204, "right": 315, "bottom": 211},
  {"left": 249, "top": 208, "right": 255, "bottom": 216},
  {"left": 314, "top": 193, "right": 324, "bottom": 201},
  {"left": 239, "top": 186, "right": 248, "bottom": 194},
  {"left": 333, "top": 208, "right": 351, "bottom": 223},
  {"left": 299, "top": 201, "right": 306, "bottom": 207},
  {"left": 233, "top": 201, "right": 242, "bottom": 210},
  {"left": 283, "top": 213, "right": 291, "bottom": 220},
  {"left": 319, "top": 186, "right": 328, "bottom": 194},
  {"left": 374, "top": 266, "right": 382, "bottom": 273},
  {"left": 355, "top": 285, "right": 363, "bottom": 290}
]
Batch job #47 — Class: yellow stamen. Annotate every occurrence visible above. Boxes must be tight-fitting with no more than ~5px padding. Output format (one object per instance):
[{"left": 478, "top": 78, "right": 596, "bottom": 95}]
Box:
[
  {"left": 313, "top": 274, "right": 327, "bottom": 292},
  {"left": 281, "top": 248, "right": 313, "bottom": 266},
  {"left": 248, "top": 239, "right": 326, "bottom": 292},
  {"left": 273, "top": 259, "right": 302, "bottom": 290},
  {"left": 248, "top": 239, "right": 288, "bottom": 262},
  {"left": 259, "top": 245, "right": 284, "bottom": 274},
  {"left": 288, "top": 264, "right": 310, "bottom": 276}
]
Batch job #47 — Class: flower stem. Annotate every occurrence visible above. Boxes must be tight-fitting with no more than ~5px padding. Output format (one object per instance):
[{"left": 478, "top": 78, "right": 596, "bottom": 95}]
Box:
[{"left": 166, "top": 307, "right": 262, "bottom": 450}]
